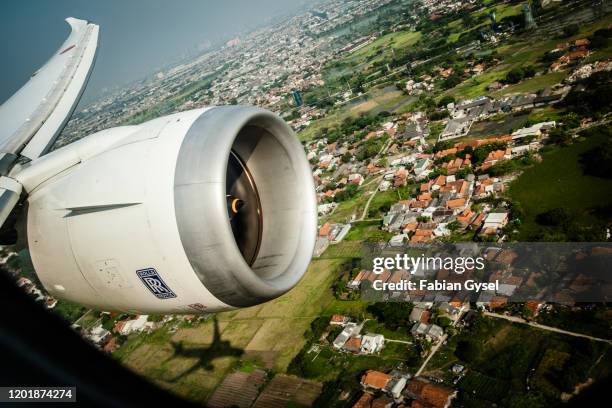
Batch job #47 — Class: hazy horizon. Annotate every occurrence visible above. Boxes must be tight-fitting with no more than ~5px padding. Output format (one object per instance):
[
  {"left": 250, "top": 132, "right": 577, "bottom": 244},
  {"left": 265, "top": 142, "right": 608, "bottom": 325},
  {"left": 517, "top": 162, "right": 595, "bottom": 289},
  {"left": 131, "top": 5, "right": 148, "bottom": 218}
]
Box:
[{"left": 0, "top": 0, "right": 315, "bottom": 104}]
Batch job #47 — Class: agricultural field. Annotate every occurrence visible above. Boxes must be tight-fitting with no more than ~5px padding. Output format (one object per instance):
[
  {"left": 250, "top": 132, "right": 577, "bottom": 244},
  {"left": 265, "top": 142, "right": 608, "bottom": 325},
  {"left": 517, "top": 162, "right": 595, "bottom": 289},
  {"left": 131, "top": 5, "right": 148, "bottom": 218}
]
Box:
[
  {"left": 490, "top": 71, "right": 568, "bottom": 97},
  {"left": 115, "top": 257, "right": 345, "bottom": 403},
  {"left": 299, "top": 85, "right": 415, "bottom": 142},
  {"left": 345, "top": 30, "right": 422, "bottom": 66}
]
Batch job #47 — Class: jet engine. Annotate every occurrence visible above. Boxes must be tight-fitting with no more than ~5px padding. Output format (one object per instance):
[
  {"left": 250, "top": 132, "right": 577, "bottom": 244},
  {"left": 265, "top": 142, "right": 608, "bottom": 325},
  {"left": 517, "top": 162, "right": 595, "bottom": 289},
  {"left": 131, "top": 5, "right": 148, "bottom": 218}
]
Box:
[{"left": 15, "top": 106, "right": 317, "bottom": 314}]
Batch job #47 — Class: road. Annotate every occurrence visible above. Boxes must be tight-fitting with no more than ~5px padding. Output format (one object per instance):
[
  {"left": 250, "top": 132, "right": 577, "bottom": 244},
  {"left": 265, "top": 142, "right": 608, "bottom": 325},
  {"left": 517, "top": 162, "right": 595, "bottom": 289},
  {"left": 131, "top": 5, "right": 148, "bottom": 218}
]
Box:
[
  {"left": 359, "top": 138, "right": 394, "bottom": 221},
  {"left": 483, "top": 311, "right": 612, "bottom": 344},
  {"left": 386, "top": 338, "right": 413, "bottom": 345},
  {"left": 415, "top": 310, "right": 466, "bottom": 376},
  {"left": 360, "top": 180, "right": 382, "bottom": 221},
  {"left": 415, "top": 333, "right": 448, "bottom": 377}
]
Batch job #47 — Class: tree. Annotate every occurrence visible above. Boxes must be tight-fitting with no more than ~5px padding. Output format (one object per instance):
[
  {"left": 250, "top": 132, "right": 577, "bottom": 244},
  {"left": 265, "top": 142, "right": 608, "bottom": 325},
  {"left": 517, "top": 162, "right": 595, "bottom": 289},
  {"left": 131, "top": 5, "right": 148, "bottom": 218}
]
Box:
[
  {"left": 443, "top": 73, "right": 462, "bottom": 90},
  {"left": 523, "top": 65, "right": 536, "bottom": 78},
  {"left": 504, "top": 67, "right": 525, "bottom": 84},
  {"left": 437, "top": 95, "right": 455, "bottom": 107},
  {"left": 455, "top": 340, "right": 481, "bottom": 362},
  {"left": 447, "top": 221, "right": 461, "bottom": 232},
  {"left": 547, "top": 128, "right": 572, "bottom": 145},
  {"left": 536, "top": 207, "right": 570, "bottom": 226},
  {"left": 367, "top": 302, "right": 414, "bottom": 330},
  {"left": 562, "top": 23, "right": 580, "bottom": 38},
  {"left": 429, "top": 110, "right": 449, "bottom": 121},
  {"left": 580, "top": 139, "right": 612, "bottom": 179}
]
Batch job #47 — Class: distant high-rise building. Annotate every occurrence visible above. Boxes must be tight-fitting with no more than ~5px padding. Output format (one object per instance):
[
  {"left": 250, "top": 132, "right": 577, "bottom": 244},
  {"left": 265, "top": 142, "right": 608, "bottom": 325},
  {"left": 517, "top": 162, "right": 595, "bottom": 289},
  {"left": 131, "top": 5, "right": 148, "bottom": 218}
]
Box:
[
  {"left": 523, "top": 3, "right": 537, "bottom": 30},
  {"left": 292, "top": 90, "right": 303, "bottom": 107}
]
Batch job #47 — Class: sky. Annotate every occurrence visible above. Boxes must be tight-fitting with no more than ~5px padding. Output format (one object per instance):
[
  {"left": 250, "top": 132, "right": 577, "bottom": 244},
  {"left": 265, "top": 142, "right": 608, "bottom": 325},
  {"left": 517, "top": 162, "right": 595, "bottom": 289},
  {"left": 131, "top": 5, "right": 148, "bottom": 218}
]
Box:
[{"left": 0, "top": 0, "right": 310, "bottom": 104}]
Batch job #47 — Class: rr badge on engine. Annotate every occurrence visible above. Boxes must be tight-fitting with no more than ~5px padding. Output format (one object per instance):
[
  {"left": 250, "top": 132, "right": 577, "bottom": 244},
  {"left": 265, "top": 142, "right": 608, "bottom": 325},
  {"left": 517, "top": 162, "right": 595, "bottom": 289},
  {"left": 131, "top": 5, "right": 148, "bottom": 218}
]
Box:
[{"left": 136, "top": 268, "right": 177, "bottom": 299}]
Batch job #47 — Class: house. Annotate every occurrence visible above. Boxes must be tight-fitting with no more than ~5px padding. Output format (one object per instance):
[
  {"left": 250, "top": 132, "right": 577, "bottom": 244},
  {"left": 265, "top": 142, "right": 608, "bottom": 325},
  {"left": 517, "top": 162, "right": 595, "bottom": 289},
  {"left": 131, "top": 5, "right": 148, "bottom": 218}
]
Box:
[
  {"left": 413, "top": 158, "right": 431, "bottom": 176},
  {"left": 482, "top": 212, "right": 509, "bottom": 231},
  {"left": 319, "top": 223, "right": 331, "bottom": 237},
  {"left": 390, "top": 377, "right": 407, "bottom": 399},
  {"left": 409, "top": 306, "right": 429, "bottom": 323},
  {"left": 525, "top": 300, "right": 544, "bottom": 316},
  {"left": 333, "top": 322, "right": 361, "bottom": 349},
  {"left": 361, "top": 333, "right": 385, "bottom": 354},
  {"left": 344, "top": 336, "right": 363, "bottom": 353},
  {"left": 89, "top": 325, "right": 111, "bottom": 345},
  {"left": 404, "top": 378, "right": 457, "bottom": 408},
  {"left": 352, "top": 392, "right": 374, "bottom": 408},
  {"left": 102, "top": 336, "right": 117, "bottom": 353},
  {"left": 446, "top": 198, "right": 466, "bottom": 211},
  {"left": 113, "top": 315, "right": 152, "bottom": 336},
  {"left": 330, "top": 315, "right": 350, "bottom": 326},
  {"left": 411, "top": 323, "right": 444, "bottom": 341},
  {"left": 348, "top": 270, "right": 369, "bottom": 289},
  {"left": 361, "top": 370, "right": 392, "bottom": 391},
  {"left": 349, "top": 173, "right": 364, "bottom": 186},
  {"left": 371, "top": 396, "right": 394, "bottom": 408},
  {"left": 437, "top": 302, "right": 463, "bottom": 321},
  {"left": 440, "top": 118, "right": 471, "bottom": 141}
]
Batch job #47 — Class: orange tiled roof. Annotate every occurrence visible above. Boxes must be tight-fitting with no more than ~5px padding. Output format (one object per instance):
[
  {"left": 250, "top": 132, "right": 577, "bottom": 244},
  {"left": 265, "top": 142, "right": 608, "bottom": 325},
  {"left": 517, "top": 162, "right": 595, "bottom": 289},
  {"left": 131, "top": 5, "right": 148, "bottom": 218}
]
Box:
[
  {"left": 353, "top": 392, "right": 374, "bottom": 408},
  {"left": 447, "top": 198, "right": 466, "bottom": 209},
  {"left": 361, "top": 370, "right": 391, "bottom": 390},
  {"left": 319, "top": 223, "right": 331, "bottom": 237}
]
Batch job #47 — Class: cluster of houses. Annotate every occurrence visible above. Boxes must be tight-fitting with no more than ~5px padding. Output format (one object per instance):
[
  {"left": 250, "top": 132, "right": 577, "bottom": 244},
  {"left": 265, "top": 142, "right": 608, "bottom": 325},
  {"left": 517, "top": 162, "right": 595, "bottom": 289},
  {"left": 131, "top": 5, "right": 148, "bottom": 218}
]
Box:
[
  {"left": 356, "top": 371, "right": 456, "bottom": 408},
  {"left": 440, "top": 93, "right": 563, "bottom": 141},
  {"left": 75, "top": 314, "right": 158, "bottom": 353},
  {"left": 549, "top": 38, "right": 591, "bottom": 72},
  {"left": 15, "top": 276, "right": 57, "bottom": 309},
  {"left": 330, "top": 316, "right": 386, "bottom": 355},
  {"left": 77, "top": 313, "right": 204, "bottom": 354},
  {"left": 567, "top": 58, "right": 612, "bottom": 83},
  {"left": 382, "top": 171, "right": 511, "bottom": 243},
  {"left": 307, "top": 112, "right": 431, "bottom": 206},
  {"left": 378, "top": 120, "right": 561, "bottom": 243}
]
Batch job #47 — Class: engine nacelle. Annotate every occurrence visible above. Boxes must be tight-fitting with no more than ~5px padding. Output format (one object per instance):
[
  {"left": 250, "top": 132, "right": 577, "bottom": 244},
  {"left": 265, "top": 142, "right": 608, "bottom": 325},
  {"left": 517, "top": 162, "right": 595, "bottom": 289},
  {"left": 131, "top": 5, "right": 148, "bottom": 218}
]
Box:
[{"left": 18, "top": 106, "right": 317, "bottom": 314}]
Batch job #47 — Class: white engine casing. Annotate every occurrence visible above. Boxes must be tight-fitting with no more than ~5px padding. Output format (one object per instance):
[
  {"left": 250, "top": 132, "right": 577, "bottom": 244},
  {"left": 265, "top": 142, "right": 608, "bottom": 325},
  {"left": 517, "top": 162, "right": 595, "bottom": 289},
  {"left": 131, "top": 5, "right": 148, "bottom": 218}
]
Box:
[{"left": 17, "top": 107, "right": 317, "bottom": 314}]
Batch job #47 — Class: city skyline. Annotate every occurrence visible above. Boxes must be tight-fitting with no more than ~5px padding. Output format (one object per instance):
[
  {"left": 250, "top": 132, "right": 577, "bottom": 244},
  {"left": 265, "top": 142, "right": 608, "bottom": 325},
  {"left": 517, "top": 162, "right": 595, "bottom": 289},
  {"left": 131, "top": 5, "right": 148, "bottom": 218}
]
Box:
[{"left": 0, "top": 0, "right": 316, "bottom": 104}]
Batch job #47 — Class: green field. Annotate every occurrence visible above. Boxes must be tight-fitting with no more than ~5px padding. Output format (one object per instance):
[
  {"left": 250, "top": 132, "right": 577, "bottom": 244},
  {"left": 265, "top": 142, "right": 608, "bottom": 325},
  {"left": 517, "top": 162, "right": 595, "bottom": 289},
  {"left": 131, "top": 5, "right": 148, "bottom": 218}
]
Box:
[
  {"left": 447, "top": 3, "right": 523, "bottom": 44},
  {"left": 116, "top": 258, "right": 346, "bottom": 403},
  {"left": 508, "top": 130, "right": 612, "bottom": 240},
  {"left": 491, "top": 70, "right": 568, "bottom": 97},
  {"left": 346, "top": 30, "right": 422, "bottom": 65},
  {"left": 430, "top": 316, "right": 611, "bottom": 407},
  {"left": 343, "top": 220, "right": 393, "bottom": 242}
]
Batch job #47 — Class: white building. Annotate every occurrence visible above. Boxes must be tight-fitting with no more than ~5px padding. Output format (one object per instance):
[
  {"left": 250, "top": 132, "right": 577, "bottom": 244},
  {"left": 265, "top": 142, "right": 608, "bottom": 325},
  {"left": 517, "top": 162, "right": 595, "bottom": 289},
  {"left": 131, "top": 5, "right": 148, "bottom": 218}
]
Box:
[
  {"left": 361, "top": 333, "right": 385, "bottom": 354},
  {"left": 483, "top": 212, "right": 509, "bottom": 230}
]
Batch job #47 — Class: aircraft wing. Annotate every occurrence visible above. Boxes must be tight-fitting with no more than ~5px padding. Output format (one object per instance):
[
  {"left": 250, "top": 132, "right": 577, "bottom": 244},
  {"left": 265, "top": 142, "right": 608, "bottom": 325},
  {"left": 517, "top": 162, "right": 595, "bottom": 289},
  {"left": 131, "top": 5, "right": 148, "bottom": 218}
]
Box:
[
  {"left": 0, "top": 17, "right": 99, "bottom": 171},
  {"left": 0, "top": 17, "right": 98, "bottom": 232}
]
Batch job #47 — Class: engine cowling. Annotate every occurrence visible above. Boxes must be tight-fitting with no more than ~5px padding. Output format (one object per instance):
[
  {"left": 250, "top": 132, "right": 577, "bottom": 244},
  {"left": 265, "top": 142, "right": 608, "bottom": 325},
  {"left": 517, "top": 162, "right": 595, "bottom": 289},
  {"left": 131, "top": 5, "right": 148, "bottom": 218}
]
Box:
[{"left": 19, "top": 106, "right": 317, "bottom": 314}]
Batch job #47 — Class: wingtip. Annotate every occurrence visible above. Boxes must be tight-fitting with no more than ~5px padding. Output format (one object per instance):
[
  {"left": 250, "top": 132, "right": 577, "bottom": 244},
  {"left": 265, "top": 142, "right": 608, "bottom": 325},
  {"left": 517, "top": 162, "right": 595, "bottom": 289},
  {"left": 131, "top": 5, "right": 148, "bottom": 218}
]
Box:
[{"left": 65, "top": 17, "right": 91, "bottom": 31}]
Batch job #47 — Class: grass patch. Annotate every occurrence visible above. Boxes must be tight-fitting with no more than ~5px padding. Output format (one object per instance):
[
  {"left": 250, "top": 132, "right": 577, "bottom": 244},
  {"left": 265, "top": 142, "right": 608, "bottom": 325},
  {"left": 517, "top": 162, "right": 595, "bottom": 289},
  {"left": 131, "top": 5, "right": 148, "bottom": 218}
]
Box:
[
  {"left": 492, "top": 70, "right": 568, "bottom": 97},
  {"left": 507, "top": 131, "right": 612, "bottom": 240},
  {"left": 346, "top": 31, "right": 422, "bottom": 65},
  {"left": 344, "top": 220, "right": 392, "bottom": 241},
  {"left": 446, "top": 316, "right": 611, "bottom": 407}
]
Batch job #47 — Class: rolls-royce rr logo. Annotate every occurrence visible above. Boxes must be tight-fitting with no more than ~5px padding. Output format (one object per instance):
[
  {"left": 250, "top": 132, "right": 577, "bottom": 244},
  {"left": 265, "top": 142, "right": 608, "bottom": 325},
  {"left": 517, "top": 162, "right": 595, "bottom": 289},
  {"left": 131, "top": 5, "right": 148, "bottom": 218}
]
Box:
[{"left": 136, "top": 268, "right": 177, "bottom": 299}]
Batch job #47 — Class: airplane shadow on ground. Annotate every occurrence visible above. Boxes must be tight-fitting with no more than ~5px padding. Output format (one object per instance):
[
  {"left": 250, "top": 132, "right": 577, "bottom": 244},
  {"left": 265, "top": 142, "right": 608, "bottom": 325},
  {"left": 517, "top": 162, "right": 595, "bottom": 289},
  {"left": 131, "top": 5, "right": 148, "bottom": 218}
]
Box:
[{"left": 166, "top": 316, "right": 244, "bottom": 382}]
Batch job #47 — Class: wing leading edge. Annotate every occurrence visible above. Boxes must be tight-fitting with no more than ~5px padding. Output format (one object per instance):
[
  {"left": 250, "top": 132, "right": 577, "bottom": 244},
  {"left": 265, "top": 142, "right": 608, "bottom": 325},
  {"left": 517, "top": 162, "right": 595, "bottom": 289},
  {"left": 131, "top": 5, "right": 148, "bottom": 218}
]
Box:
[{"left": 0, "top": 17, "right": 99, "bottom": 171}]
